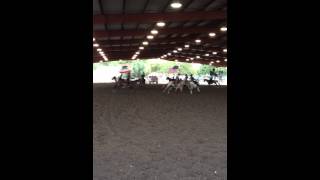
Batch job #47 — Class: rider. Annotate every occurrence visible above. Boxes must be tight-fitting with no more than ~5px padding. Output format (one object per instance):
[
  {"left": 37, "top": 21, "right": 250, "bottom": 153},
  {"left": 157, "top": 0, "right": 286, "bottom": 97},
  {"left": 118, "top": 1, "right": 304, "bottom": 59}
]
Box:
[
  {"left": 126, "top": 72, "right": 131, "bottom": 87},
  {"left": 141, "top": 72, "right": 145, "bottom": 84},
  {"left": 190, "top": 74, "right": 200, "bottom": 86},
  {"left": 175, "top": 73, "right": 181, "bottom": 85},
  {"left": 209, "top": 68, "right": 217, "bottom": 80}
]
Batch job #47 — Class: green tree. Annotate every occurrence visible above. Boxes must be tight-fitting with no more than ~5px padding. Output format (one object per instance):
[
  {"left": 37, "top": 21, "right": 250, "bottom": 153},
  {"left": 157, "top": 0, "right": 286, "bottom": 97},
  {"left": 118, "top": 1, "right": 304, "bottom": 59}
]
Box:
[
  {"left": 197, "top": 64, "right": 214, "bottom": 76},
  {"left": 159, "top": 63, "right": 174, "bottom": 74},
  {"left": 131, "top": 60, "right": 145, "bottom": 77},
  {"left": 150, "top": 63, "right": 161, "bottom": 72},
  {"left": 178, "top": 63, "right": 194, "bottom": 75}
]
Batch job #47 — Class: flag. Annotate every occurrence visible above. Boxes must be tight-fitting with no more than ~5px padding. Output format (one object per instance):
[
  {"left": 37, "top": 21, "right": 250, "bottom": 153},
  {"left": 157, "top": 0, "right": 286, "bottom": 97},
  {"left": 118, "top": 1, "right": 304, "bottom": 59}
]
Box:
[
  {"left": 168, "top": 65, "right": 179, "bottom": 73},
  {"left": 119, "top": 65, "right": 131, "bottom": 73}
]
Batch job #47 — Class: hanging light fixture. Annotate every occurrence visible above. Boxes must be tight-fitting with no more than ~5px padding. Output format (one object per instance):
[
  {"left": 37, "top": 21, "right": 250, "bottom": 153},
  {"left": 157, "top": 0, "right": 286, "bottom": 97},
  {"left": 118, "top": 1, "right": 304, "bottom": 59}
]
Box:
[
  {"left": 147, "top": 35, "right": 154, "bottom": 39},
  {"left": 170, "top": 0, "right": 182, "bottom": 9},
  {"left": 156, "top": 21, "right": 166, "bottom": 27},
  {"left": 151, "top": 29, "right": 158, "bottom": 35},
  {"left": 220, "top": 26, "right": 227, "bottom": 32},
  {"left": 209, "top": 32, "right": 216, "bottom": 37},
  {"left": 195, "top": 39, "right": 201, "bottom": 43}
]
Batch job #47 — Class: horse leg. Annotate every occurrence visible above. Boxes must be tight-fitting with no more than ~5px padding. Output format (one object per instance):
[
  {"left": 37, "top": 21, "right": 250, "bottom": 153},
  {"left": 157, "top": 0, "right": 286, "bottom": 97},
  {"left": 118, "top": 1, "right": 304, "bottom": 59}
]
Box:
[
  {"left": 168, "top": 86, "right": 172, "bottom": 94},
  {"left": 163, "top": 85, "right": 168, "bottom": 93}
]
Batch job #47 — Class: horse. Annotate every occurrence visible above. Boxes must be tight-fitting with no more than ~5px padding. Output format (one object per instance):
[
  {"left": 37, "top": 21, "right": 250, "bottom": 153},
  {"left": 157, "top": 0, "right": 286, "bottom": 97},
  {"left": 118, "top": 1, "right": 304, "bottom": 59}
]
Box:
[
  {"left": 112, "top": 76, "right": 126, "bottom": 88},
  {"left": 204, "top": 79, "right": 220, "bottom": 86},
  {"left": 162, "top": 77, "right": 176, "bottom": 94},
  {"left": 175, "top": 79, "right": 200, "bottom": 95},
  {"left": 186, "top": 81, "right": 200, "bottom": 94},
  {"left": 129, "top": 78, "right": 144, "bottom": 88}
]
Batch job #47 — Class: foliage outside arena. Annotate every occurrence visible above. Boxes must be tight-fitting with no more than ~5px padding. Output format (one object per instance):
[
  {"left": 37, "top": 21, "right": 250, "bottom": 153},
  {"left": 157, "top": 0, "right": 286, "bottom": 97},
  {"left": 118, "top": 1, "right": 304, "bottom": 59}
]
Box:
[{"left": 93, "top": 59, "right": 227, "bottom": 78}]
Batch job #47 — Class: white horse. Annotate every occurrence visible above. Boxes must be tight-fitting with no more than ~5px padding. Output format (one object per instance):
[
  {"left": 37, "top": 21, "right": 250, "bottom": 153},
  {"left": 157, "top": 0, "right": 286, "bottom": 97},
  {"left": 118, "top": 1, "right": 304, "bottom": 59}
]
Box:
[
  {"left": 175, "top": 80, "right": 200, "bottom": 95},
  {"left": 163, "top": 81, "right": 175, "bottom": 94},
  {"left": 186, "top": 81, "right": 200, "bottom": 94}
]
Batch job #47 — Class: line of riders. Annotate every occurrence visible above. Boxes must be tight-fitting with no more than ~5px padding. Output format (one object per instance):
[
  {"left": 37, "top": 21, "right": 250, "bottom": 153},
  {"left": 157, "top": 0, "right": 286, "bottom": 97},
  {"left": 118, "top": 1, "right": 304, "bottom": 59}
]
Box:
[{"left": 112, "top": 69, "right": 221, "bottom": 89}]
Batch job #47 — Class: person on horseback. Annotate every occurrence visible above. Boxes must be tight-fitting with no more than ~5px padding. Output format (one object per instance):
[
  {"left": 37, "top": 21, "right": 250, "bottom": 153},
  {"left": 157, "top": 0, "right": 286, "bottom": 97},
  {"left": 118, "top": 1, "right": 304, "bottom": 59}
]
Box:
[
  {"left": 174, "top": 73, "right": 181, "bottom": 85},
  {"left": 209, "top": 68, "right": 215, "bottom": 79},
  {"left": 141, "top": 72, "right": 145, "bottom": 85},
  {"left": 126, "top": 72, "right": 131, "bottom": 87},
  {"left": 190, "top": 74, "right": 200, "bottom": 87}
]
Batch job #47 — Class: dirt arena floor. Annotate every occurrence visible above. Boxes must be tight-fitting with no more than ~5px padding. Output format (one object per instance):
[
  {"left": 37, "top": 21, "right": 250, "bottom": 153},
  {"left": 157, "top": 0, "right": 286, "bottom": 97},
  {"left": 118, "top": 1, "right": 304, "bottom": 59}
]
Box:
[{"left": 93, "top": 84, "right": 227, "bottom": 180}]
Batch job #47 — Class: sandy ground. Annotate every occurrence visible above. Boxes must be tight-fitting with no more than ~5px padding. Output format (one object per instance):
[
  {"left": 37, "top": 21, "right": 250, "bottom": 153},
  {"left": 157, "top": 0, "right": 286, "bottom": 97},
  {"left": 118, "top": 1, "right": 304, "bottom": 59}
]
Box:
[{"left": 93, "top": 84, "right": 227, "bottom": 180}]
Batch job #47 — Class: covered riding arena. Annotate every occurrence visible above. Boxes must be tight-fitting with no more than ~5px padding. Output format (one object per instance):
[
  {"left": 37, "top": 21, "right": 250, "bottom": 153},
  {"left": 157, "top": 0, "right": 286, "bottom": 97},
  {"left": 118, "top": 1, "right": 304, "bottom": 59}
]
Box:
[{"left": 93, "top": 0, "right": 227, "bottom": 179}]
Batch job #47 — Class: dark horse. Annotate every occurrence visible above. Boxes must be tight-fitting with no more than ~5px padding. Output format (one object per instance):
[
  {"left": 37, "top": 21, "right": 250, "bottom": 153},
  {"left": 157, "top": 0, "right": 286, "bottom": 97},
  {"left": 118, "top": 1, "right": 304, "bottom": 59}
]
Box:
[
  {"left": 204, "top": 78, "right": 220, "bottom": 86},
  {"left": 112, "top": 76, "right": 126, "bottom": 88}
]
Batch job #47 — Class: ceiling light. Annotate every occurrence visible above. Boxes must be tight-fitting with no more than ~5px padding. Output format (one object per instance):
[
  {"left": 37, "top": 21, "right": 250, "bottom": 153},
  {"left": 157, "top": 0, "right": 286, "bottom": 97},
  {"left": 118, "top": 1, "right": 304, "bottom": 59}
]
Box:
[
  {"left": 223, "top": 48, "right": 227, "bottom": 52},
  {"left": 99, "top": 51, "right": 105, "bottom": 55},
  {"left": 164, "top": 55, "right": 167, "bottom": 57},
  {"left": 147, "top": 35, "right": 154, "bottom": 39},
  {"left": 151, "top": 29, "right": 158, "bottom": 35},
  {"left": 209, "top": 32, "right": 216, "bottom": 37},
  {"left": 220, "top": 26, "right": 227, "bottom": 32},
  {"left": 190, "top": 57, "right": 194, "bottom": 60},
  {"left": 177, "top": 48, "right": 182, "bottom": 51},
  {"left": 139, "top": 46, "right": 144, "bottom": 50},
  {"left": 210, "top": 61, "right": 214, "bottom": 64},
  {"left": 205, "top": 53, "right": 209, "bottom": 56},
  {"left": 93, "top": 38, "right": 96, "bottom": 41},
  {"left": 156, "top": 22, "right": 166, "bottom": 27},
  {"left": 175, "top": 59, "right": 178, "bottom": 62},
  {"left": 173, "top": 50, "right": 178, "bottom": 53},
  {"left": 224, "top": 58, "right": 227, "bottom": 62},
  {"left": 135, "top": 52, "right": 140, "bottom": 55},
  {"left": 99, "top": 60, "right": 103, "bottom": 63},
  {"left": 196, "top": 56, "right": 200, "bottom": 59},
  {"left": 195, "top": 39, "right": 201, "bottom": 43},
  {"left": 167, "top": 53, "right": 172, "bottom": 56},
  {"left": 93, "top": 43, "right": 99, "bottom": 47},
  {"left": 212, "top": 51, "right": 218, "bottom": 55},
  {"left": 97, "top": 48, "right": 102, "bottom": 52},
  {"left": 186, "top": 59, "right": 189, "bottom": 61},
  {"left": 216, "top": 60, "right": 221, "bottom": 63},
  {"left": 184, "top": 44, "right": 190, "bottom": 48},
  {"left": 171, "top": 1, "right": 182, "bottom": 9},
  {"left": 142, "top": 41, "right": 149, "bottom": 45}
]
